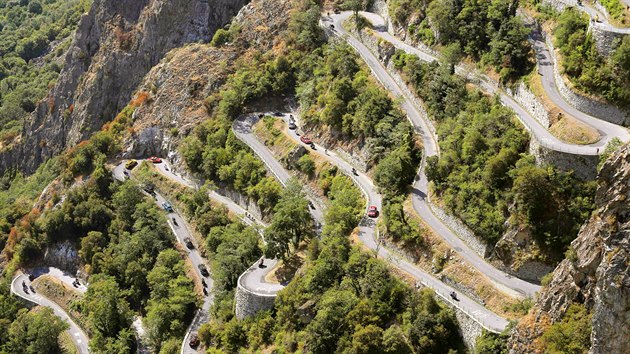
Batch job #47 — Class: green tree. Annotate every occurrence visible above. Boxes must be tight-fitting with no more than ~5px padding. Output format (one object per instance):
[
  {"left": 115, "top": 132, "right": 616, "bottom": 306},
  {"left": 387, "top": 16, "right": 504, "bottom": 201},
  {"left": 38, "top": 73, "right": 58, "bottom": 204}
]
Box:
[
  {"left": 6, "top": 307, "right": 68, "bottom": 354},
  {"left": 84, "top": 275, "right": 132, "bottom": 348},
  {"left": 264, "top": 179, "right": 315, "bottom": 260},
  {"left": 541, "top": 304, "right": 592, "bottom": 354}
]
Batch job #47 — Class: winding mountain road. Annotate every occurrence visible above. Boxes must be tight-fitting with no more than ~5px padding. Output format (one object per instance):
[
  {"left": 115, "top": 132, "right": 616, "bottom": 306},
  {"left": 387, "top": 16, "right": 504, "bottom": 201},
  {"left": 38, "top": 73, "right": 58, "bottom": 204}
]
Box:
[
  {"left": 11, "top": 271, "right": 89, "bottom": 354},
  {"left": 330, "top": 12, "right": 629, "bottom": 155},
  {"left": 149, "top": 161, "right": 284, "bottom": 306},
  {"left": 113, "top": 162, "right": 212, "bottom": 354},
  {"left": 528, "top": 22, "right": 630, "bottom": 135},
  {"left": 325, "top": 12, "right": 543, "bottom": 299},
  {"left": 233, "top": 112, "right": 510, "bottom": 332}
]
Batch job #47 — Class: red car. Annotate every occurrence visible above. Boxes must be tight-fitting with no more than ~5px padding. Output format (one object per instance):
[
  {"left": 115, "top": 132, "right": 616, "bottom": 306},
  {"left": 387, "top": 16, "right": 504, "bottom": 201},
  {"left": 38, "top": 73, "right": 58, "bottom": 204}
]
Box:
[
  {"left": 147, "top": 156, "right": 162, "bottom": 163},
  {"left": 300, "top": 136, "right": 313, "bottom": 145},
  {"left": 367, "top": 206, "right": 379, "bottom": 218}
]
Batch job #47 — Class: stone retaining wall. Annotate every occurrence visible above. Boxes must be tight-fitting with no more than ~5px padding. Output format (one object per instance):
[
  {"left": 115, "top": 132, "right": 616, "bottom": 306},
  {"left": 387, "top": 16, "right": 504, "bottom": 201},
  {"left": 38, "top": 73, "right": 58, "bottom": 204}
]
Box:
[
  {"left": 506, "top": 82, "right": 551, "bottom": 128},
  {"left": 425, "top": 201, "right": 492, "bottom": 258},
  {"left": 529, "top": 137, "right": 599, "bottom": 180},
  {"left": 454, "top": 307, "right": 485, "bottom": 351},
  {"left": 590, "top": 21, "right": 627, "bottom": 57},
  {"left": 544, "top": 31, "right": 630, "bottom": 126},
  {"left": 234, "top": 278, "right": 276, "bottom": 320}
]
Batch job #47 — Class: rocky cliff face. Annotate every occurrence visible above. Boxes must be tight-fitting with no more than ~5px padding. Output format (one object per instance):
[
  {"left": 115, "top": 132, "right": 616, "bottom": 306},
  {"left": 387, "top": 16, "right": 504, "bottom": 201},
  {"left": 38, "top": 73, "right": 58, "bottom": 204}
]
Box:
[
  {"left": 509, "top": 144, "right": 630, "bottom": 354},
  {"left": 123, "top": 0, "right": 292, "bottom": 161},
  {"left": 1, "top": 0, "right": 250, "bottom": 174}
]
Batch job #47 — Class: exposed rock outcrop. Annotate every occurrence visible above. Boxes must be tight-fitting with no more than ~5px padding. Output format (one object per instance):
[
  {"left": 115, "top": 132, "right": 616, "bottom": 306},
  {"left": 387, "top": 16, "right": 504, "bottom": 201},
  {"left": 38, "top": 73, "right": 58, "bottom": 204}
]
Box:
[
  {"left": 124, "top": 0, "right": 293, "bottom": 161},
  {"left": 509, "top": 144, "right": 630, "bottom": 354},
  {"left": 2, "top": 0, "right": 251, "bottom": 175}
]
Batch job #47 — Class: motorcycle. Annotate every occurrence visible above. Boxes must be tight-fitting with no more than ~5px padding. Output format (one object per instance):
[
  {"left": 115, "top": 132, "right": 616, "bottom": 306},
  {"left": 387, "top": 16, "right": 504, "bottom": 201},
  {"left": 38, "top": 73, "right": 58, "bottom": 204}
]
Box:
[{"left": 172, "top": 217, "right": 178, "bottom": 226}]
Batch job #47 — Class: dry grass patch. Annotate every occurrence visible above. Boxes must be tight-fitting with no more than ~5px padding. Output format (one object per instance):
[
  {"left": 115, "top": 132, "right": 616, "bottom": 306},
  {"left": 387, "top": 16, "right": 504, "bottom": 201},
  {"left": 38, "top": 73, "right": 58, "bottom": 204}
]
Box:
[
  {"left": 32, "top": 275, "right": 87, "bottom": 330},
  {"left": 253, "top": 115, "right": 297, "bottom": 157},
  {"left": 528, "top": 73, "right": 600, "bottom": 145},
  {"left": 264, "top": 251, "right": 306, "bottom": 285}
]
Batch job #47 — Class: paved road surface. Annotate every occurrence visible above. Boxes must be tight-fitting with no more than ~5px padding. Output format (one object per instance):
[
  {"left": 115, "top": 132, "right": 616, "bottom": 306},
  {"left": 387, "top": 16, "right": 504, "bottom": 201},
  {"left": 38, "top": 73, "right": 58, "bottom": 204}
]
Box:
[
  {"left": 233, "top": 115, "right": 325, "bottom": 223},
  {"left": 529, "top": 25, "right": 630, "bottom": 140},
  {"left": 332, "top": 12, "right": 629, "bottom": 155},
  {"left": 573, "top": 1, "right": 630, "bottom": 34},
  {"left": 11, "top": 272, "right": 89, "bottom": 354},
  {"left": 117, "top": 159, "right": 285, "bottom": 351},
  {"left": 150, "top": 160, "right": 285, "bottom": 304},
  {"left": 327, "top": 12, "right": 542, "bottom": 299},
  {"left": 113, "top": 162, "right": 211, "bottom": 354},
  {"left": 235, "top": 112, "right": 510, "bottom": 333}
]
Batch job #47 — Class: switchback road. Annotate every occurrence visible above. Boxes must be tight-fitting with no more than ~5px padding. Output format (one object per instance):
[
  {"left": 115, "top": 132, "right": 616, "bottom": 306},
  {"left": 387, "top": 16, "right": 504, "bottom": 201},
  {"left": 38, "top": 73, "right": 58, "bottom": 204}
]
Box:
[
  {"left": 326, "top": 12, "right": 542, "bottom": 299},
  {"left": 234, "top": 112, "right": 510, "bottom": 333},
  {"left": 11, "top": 272, "right": 89, "bottom": 354}
]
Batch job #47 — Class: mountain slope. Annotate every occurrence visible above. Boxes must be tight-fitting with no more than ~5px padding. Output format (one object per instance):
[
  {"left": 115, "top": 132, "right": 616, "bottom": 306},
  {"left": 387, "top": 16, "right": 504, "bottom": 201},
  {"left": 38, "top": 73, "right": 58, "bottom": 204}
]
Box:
[
  {"left": 0, "top": 0, "right": 250, "bottom": 174},
  {"left": 509, "top": 144, "right": 630, "bottom": 353}
]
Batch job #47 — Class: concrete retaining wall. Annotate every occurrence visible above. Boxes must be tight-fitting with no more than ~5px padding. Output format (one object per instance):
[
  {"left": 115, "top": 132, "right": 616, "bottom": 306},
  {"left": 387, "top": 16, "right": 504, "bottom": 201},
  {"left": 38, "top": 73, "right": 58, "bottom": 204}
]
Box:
[{"left": 544, "top": 31, "right": 630, "bottom": 126}]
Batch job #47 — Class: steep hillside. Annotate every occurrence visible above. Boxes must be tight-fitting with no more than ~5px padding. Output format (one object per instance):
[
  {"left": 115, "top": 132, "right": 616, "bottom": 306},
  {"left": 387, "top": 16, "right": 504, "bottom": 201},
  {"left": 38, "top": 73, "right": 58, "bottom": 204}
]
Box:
[
  {"left": 0, "top": 0, "right": 250, "bottom": 174},
  {"left": 508, "top": 144, "right": 630, "bottom": 353},
  {"left": 125, "top": 0, "right": 292, "bottom": 159}
]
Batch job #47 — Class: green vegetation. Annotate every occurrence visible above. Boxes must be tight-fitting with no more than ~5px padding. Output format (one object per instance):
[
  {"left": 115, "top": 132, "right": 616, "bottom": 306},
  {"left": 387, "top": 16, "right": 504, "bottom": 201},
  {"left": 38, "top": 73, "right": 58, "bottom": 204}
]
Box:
[
  {"left": 598, "top": 137, "right": 624, "bottom": 170},
  {"left": 180, "top": 117, "right": 283, "bottom": 215},
  {"left": 476, "top": 328, "right": 510, "bottom": 354},
  {"left": 599, "top": 0, "right": 627, "bottom": 24},
  {"left": 199, "top": 143, "right": 463, "bottom": 353},
  {"left": 0, "top": 0, "right": 92, "bottom": 147},
  {"left": 264, "top": 179, "right": 316, "bottom": 261},
  {"left": 177, "top": 186, "right": 261, "bottom": 296},
  {"left": 388, "top": 0, "right": 533, "bottom": 81},
  {"left": 554, "top": 8, "right": 630, "bottom": 107},
  {"left": 2, "top": 306, "right": 69, "bottom": 354},
  {"left": 541, "top": 303, "right": 592, "bottom": 354},
  {"left": 1, "top": 158, "right": 195, "bottom": 353},
  {"left": 393, "top": 50, "right": 596, "bottom": 255}
]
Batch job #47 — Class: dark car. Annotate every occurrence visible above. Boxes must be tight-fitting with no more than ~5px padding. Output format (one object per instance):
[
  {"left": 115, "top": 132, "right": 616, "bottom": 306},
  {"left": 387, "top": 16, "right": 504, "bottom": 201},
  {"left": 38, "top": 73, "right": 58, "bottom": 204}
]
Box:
[
  {"left": 198, "top": 264, "right": 209, "bottom": 277},
  {"left": 184, "top": 237, "right": 194, "bottom": 250},
  {"left": 162, "top": 201, "right": 174, "bottom": 213},
  {"left": 300, "top": 136, "right": 313, "bottom": 145},
  {"left": 334, "top": 8, "right": 340, "bottom": 14},
  {"left": 189, "top": 334, "right": 200, "bottom": 348},
  {"left": 288, "top": 121, "right": 297, "bottom": 130},
  {"left": 143, "top": 183, "right": 155, "bottom": 195}
]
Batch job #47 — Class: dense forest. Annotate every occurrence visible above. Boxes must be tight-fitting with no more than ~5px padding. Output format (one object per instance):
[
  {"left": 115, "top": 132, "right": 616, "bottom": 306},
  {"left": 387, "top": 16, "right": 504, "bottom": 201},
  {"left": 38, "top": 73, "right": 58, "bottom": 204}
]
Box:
[
  {"left": 553, "top": 8, "right": 630, "bottom": 107},
  {"left": 0, "top": 0, "right": 91, "bottom": 148},
  {"left": 388, "top": 0, "right": 533, "bottom": 81},
  {"left": 392, "top": 50, "right": 596, "bottom": 255}
]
